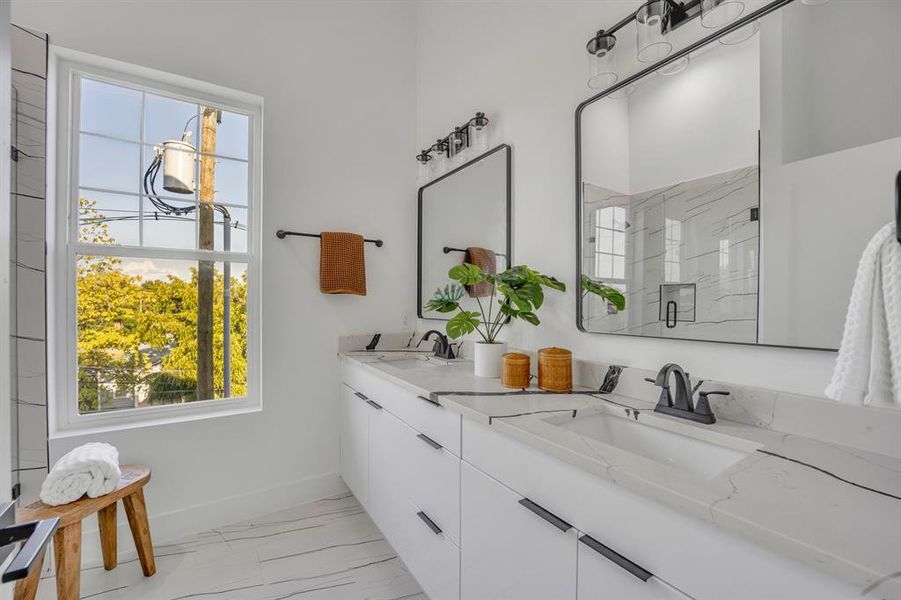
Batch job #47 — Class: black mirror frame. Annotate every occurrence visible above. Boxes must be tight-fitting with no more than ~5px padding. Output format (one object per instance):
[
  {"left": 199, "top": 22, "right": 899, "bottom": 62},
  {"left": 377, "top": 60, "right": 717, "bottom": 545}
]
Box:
[
  {"left": 417, "top": 144, "right": 513, "bottom": 321},
  {"left": 573, "top": 0, "right": 835, "bottom": 352}
]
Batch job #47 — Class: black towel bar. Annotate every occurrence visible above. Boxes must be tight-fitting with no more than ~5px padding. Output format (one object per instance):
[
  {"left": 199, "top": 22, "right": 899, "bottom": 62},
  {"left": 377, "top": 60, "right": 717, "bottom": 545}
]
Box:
[
  {"left": 276, "top": 230, "right": 384, "bottom": 247},
  {"left": 443, "top": 246, "right": 507, "bottom": 258}
]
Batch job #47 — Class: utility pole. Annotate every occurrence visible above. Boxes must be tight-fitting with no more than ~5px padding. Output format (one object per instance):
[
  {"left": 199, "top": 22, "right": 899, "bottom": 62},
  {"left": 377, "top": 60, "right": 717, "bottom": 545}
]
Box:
[{"left": 197, "top": 107, "right": 218, "bottom": 401}]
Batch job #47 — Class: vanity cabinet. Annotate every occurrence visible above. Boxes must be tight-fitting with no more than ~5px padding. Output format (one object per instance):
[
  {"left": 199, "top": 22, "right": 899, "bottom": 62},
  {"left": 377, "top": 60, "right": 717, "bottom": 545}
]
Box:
[
  {"left": 338, "top": 383, "right": 370, "bottom": 506},
  {"left": 461, "top": 462, "right": 577, "bottom": 600},
  {"left": 341, "top": 362, "right": 857, "bottom": 600}
]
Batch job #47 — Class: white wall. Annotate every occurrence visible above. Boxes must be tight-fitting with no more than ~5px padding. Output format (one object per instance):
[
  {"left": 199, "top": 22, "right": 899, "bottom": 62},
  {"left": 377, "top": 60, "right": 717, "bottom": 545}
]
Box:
[
  {"left": 416, "top": 1, "right": 838, "bottom": 397},
  {"left": 12, "top": 0, "right": 417, "bottom": 559}
]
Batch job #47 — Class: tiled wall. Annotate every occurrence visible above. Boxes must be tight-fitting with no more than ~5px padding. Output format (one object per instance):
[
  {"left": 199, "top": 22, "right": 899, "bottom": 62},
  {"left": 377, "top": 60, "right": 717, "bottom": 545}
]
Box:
[
  {"left": 10, "top": 24, "right": 48, "bottom": 504},
  {"left": 582, "top": 166, "right": 759, "bottom": 343}
]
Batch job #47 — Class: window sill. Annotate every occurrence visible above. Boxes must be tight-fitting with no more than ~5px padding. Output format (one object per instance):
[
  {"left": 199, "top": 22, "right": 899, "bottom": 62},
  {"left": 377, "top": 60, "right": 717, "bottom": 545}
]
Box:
[{"left": 50, "top": 397, "right": 262, "bottom": 440}]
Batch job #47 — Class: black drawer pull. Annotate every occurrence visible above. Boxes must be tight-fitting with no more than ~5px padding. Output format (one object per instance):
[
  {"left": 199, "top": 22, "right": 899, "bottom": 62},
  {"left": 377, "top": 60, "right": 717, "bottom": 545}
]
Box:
[
  {"left": 518, "top": 498, "right": 572, "bottom": 532},
  {"left": 418, "top": 395, "right": 441, "bottom": 407},
  {"left": 354, "top": 391, "right": 369, "bottom": 401},
  {"left": 416, "top": 433, "right": 443, "bottom": 450},
  {"left": 366, "top": 400, "right": 383, "bottom": 410},
  {"left": 417, "top": 511, "right": 442, "bottom": 535},
  {"left": 579, "top": 534, "right": 653, "bottom": 582}
]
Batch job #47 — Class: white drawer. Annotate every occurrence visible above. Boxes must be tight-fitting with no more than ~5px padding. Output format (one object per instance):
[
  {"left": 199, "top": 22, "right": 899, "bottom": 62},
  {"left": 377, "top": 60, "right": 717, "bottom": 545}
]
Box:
[
  {"left": 369, "top": 404, "right": 460, "bottom": 545},
  {"left": 344, "top": 362, "right": 462, "bottom": 456}
]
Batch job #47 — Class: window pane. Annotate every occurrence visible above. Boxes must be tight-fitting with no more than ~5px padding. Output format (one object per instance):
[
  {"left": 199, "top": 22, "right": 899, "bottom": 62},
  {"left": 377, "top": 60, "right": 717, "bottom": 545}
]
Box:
[
  {"left": 613, "top": 230, "right": 625, "bottom": 256},
  {"left": 213, "top": 206, "right": 247, "bottom": 253},
  {"left": 144, "top": 93, "right": 199, "bottom": 149},
  {"left": 76, "top": 255, "right": 248, "bottom": 413},
  {"left": 79, "top": 134, "right": 140, "bottom": 193},
  {"left": 613, "top": 255, "right": 625, "bottom": 280},
  {"left": 208, "top": 156, "right": 249, "bottom": 206},
  {"left": 598, "top": 207, "right": 613, "bottom": 228},
  {"left": 213, "top": 110, "right": 249, "bottom": 160},
  {"left": 597, "top": 227, "right": 613, "bottom": 253},
  {"left": 142, "top": 198, "right": 196, "bottom": 249},
  {"left": 596, "top": 253, "right": 613, "bottom": 279},
  {"left": 78, "top": 190, "right": 139, "bottom": 246},
  {"left": 80, "top": 78, "right": 141, "bottom": 141}
]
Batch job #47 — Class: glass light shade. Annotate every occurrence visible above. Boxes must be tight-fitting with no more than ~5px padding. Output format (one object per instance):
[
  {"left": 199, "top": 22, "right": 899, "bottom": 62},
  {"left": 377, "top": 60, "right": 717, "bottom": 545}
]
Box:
[
  {"left": 635, "top": 0, "right": 673, "bottom": 64},
  {"left": 447, "top": 128, "right": 467, "bottom": 163},
  {"left": 719, "top": 19, "right": 759, "bottom": 45},
  {"left": 587, "top": 32, "right": 618, "bottom": 90},
  {"left": 417, "top": 152, "right": 434, "bottom": 184},
  {"left": 657, "top": 55, "right": 690, "bottom": 76},
  {"left": 469, "top": 122, "right": 490, "bottom": 153},
  {"left": 701, "top": 0, "right": 745, "bottom": 29}
]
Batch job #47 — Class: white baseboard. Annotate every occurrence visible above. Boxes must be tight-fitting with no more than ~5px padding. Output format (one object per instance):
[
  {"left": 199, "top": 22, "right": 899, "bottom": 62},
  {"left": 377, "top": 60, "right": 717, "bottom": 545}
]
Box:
[{"left": 68, "top": 471, "right": 346, "bottom": 571}]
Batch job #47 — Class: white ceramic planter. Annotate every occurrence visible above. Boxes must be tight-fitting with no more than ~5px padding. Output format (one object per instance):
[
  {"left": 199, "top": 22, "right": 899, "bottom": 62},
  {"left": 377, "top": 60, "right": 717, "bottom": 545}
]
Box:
[{"left": 473, "top": 342, "right": 508, "bottom": 378}]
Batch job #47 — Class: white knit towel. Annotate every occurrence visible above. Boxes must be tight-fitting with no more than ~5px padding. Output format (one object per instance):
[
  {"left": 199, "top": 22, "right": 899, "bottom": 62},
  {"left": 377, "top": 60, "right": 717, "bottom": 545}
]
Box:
[
  {"left": 39, "top": 443, "right": 121, "bottom": 506},
  {"left": 825, "top": 222, "right": 901, "bottom": 407}
]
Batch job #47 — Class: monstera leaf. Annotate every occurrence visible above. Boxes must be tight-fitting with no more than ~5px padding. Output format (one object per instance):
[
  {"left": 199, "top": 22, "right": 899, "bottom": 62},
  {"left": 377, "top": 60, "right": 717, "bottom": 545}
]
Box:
[
  {"left": 424, "top": 284, "right": 465, "bottom": 313},
  {"left": 581, "top": 275, "right": 626, "bottom": 311}
]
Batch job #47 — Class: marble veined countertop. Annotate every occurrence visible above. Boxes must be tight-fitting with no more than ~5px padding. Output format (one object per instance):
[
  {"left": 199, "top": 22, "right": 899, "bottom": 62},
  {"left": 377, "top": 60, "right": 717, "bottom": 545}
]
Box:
[{"left": 340, "top": 351, "right": 901, "bottom": 594}]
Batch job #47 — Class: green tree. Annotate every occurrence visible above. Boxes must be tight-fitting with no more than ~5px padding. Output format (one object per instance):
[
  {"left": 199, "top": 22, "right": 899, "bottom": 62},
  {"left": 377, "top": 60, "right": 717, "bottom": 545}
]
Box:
[{"left": 76, "top": 196, "right": 248, "bottom": 412}]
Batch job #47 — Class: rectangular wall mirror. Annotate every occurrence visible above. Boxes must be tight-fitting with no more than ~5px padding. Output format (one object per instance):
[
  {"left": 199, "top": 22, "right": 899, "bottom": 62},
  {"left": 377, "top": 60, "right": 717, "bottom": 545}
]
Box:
[
  {"left": 419, "top": 144, "right": 512, "bottom": 321},
  {"left": 577, "top": 0, "right": 901, "bottom": 350}
]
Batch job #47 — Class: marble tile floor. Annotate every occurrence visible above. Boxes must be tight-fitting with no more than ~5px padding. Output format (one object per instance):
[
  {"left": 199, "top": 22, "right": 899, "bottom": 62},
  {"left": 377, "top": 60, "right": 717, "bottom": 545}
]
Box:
[{"left": 34, "top": 491, "right": 427, "bottom": 600}]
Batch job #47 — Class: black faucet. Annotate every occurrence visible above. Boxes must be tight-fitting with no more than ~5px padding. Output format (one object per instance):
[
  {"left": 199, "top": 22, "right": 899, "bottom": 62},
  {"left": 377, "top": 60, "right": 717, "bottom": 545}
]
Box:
[
  {"left": 418, "top": 330, "right": 456, "bottom": 360},
  {"left": 647, "top": 363, "right": 728, "bottom": 424}
]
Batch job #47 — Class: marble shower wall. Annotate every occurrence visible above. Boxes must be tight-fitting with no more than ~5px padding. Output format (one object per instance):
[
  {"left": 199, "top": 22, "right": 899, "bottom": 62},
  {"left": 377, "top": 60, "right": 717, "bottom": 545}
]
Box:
[
  {"left": 583, "top": 166, "right": 759, "bottom": 343},
  {"left": 10, "top": 24, "right": 48, "bottom": 504}
]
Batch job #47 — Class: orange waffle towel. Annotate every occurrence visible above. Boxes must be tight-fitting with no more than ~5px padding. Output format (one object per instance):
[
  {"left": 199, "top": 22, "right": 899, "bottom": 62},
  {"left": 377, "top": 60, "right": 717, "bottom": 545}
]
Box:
[
  {"left": 320, "top": 232, "right": 367, "bottom": 296},
  {"left": 464, "top": 246, "right": 497, "bottom": 298}
]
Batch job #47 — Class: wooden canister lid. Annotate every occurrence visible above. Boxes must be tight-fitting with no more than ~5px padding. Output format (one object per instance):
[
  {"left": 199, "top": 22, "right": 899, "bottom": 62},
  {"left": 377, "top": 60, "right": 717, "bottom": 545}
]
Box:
[
  {"left": 503, "top": 352, "right": 530, "bottom": 364},
  {"left": 538, "top": 347, "right": 572, "bottom": 359}
]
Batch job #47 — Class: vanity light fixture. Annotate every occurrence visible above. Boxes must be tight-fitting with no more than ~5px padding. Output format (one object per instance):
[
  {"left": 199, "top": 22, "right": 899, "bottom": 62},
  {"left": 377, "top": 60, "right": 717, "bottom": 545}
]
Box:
[
  {"left": 584, "top": 0, "right": 754, "bottom": 89},
  {"left": 414, "top": 112, "right": 491, "bottom": 167}
]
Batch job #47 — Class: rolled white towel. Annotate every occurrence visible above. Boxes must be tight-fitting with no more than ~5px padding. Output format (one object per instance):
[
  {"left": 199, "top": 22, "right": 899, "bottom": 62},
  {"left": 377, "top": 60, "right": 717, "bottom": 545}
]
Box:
[{"left": 39, "top": 443, "right": 121, "bottom": 506}]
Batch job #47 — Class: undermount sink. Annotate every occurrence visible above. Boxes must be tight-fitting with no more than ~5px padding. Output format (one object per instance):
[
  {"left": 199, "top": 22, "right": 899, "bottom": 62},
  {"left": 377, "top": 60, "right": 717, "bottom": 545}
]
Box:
[
  {"left": 381, "top": 356, "right": 448, "bottom": 370},
  {"left": 543, "top": 410, "right": 757, "bottom": 479}
]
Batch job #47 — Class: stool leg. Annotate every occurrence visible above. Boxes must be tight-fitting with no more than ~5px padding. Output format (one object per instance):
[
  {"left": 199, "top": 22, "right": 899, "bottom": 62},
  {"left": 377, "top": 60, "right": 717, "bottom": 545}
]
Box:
[
  {"left": 13, "top": 548, "right": 44, "bottom": 600},
  {"left": 123, "top": 488, "right": 156, "bottom": 577},
  {"left": 98, "top": 502, "right": 118, "bottom": 570},
  {"left": 54, "top": 522, "right": 82, "bottom": 600}
]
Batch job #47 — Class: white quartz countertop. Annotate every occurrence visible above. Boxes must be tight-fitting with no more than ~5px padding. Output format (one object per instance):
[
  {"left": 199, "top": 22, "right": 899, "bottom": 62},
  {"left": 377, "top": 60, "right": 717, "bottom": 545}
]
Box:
[{"left": 340, "top": 351, "right": 901, "bottom": 594}]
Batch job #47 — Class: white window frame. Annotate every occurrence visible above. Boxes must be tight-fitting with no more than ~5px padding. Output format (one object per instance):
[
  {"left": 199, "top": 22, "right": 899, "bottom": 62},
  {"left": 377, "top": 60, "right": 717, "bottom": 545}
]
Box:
[{"left": 49, "top": 47, "right": 263, "bottom": 437}]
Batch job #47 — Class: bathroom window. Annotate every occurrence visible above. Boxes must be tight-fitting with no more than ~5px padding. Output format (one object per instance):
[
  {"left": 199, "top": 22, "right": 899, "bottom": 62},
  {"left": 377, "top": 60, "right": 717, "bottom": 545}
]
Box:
[
  {"left": 53, "top": 53, "right": 262, "bottom": 432},
  {"left": 594, "top": 206, "right": 627, "bottom": 282},
  {"left": 664, "top": 218, "right": 682, "bottom": 283}
]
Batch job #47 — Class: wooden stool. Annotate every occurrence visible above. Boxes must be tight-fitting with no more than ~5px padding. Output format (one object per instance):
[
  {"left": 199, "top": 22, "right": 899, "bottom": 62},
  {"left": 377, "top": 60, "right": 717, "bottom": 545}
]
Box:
[{"left": 14, "top": 465, "right": 156, "bottom": 600}]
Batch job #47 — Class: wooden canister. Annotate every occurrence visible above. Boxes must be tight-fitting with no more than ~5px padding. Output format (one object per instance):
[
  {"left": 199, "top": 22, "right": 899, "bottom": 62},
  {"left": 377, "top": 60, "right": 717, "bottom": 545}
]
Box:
[
  {"left": 537, "top": 347, "right": 572, "bottom": 392},
  {"left": 502, "top": 353, "right": 531, "bottom": 389}
]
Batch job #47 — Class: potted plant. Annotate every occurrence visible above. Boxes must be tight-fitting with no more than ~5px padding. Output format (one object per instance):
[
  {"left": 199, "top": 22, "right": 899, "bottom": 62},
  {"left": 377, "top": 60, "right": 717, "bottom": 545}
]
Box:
[{"left": 425, "top": 264, "right": 565, "bottom": 377}]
